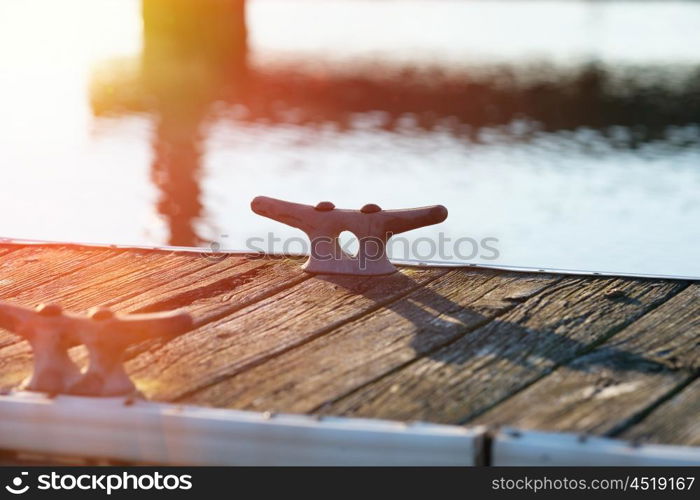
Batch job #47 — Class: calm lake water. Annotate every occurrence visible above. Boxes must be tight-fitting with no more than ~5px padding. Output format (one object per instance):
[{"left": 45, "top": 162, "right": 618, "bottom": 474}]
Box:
[{"left": 1, "top": 0, "right": 699, "bottom": 277}]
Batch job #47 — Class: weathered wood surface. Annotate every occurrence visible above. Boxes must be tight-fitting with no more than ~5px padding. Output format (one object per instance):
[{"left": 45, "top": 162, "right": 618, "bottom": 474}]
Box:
[
  {"left": 621, "top": 378, "right": 700, "bottom": 446},
  {"left": 473, "top": 284, "right": 698, "bottom": 437},
  {"left": 127, "top": 266, "right": 447, "bottom": 401},
  {"left": 0, "top": 248, "right": 307, "bottom": 390},
  {"left": 0, "top": 244, "right": 696, "bottom": 447},
  {"left": 326, "top": 278, "right": 686, "bottom": 423},
  {"left": 184, "top": 270, "right": 558, "bottom": 412}
]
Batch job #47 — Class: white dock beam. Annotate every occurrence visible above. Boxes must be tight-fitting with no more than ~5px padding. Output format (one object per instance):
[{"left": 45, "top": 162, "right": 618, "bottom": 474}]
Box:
[
  {"left": 0, "top": 392, "right": 483, "bottom": 466},
  {"left": 492, "top": 427, "right": 700, "bottom": 466}
]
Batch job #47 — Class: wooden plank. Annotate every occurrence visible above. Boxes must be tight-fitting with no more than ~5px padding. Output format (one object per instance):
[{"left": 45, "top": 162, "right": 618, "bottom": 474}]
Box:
[
  {"left": 0, "top": 246, "right": 118, "bottom": 300},
  {"left": 0, "top": 247, "right": 305, "bottom": 325},
  {"left": 5, "top": 249, "right": 216, "bottom": 309},
  {"left": 0, "top": 392, "right": 485, "bottom": 466},
  {"left": 0, "top": 253, "right": 309, "bottom": 391},
  {"left": 492, "top": 428, "right": 700, "bottom": 466},
  {"left": 184, "top": 270, "right": 559, "bottom": 413},
  {"left": 0, "top": 247, "right": 219, "bottom": 349},
  {"left": 0, "top": 246, "right": 130, "bottom": 349},
  {"left": 65, "top": 256, "right": 309, "bottom": 366},
  {"left": 116, "top": 256, "right": 308, "bottom": 325},
  {"left": 621, "top": 378, "right": 700, "bottom": 446},
  {"left": 3, "top": 253, "right": 301, "bottom": 324},
  {"left": 124, "top": 267, "right": 449, "bottom": 401},
  {"left": 471, "top": 284, "right": 698, "bottom": 438},
  {"left": 0, "top": 245, "right": 693, "bottom": 449},
  {"left": 324, "top": 277, "right": 685, "bottom": 424},
  {"left": 0, "top": 259, "right": 307, "bottom": 390},
  {"left": 0, "top": 246, "right": 17, "bottom": 257}
]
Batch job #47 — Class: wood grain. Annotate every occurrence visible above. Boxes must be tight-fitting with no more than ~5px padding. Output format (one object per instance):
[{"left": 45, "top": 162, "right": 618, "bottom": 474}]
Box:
[
  {"left": 0, "top": 248, "right": 225, "bottom": 350},
  {"left": 0, "top": 245, "right": 695, "bottom": 447},
  {"left": 325, "top": 277, "right": 685, "bottom": 424},
  {"left": 125, "top": 267, "right": 448, "bottom": 401},
  {"left": 471, "top": 284, "right": 698, "bottom": 436},
  {"left": 0, "top": 249, "right": 307, "bottom": 390},
  {"left": 183, "top": 271, "right": 559, "bottom": 412},
  {"left": 621, "top": 377, "right": 700, "bottom": 446},
  {"left": 0, "top": 246, "right": 117, "bottom": 300}
]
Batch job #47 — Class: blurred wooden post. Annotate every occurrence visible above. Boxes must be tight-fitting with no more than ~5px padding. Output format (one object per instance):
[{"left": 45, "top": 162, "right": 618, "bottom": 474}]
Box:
[
  {"left": 139, "top": 0, "right": 248, "bottom": 246},
  {"left": 142, "top": 0, "right": 247, "bottom": 74}
]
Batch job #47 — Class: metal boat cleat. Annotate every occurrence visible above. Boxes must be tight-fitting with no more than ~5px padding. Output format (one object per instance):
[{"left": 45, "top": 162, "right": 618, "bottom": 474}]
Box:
[
  {"left": 251, "top": 196, "right": 448, "bottom": 275},
  {"left": 0, "top": 303, "right": 81, "bottom": 394},
  {"left": 68, "top": 307, "right": 192, "bottom": 397},
  {"left": 0, "top": 301, "right": 192, "bottom": 397}
]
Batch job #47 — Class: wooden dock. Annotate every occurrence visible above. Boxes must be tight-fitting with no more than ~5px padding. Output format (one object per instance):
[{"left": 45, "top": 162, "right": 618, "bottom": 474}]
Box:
[{"left": 0, "top": 243, "right": 697, "bottom": 459}]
